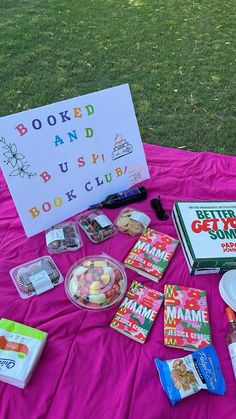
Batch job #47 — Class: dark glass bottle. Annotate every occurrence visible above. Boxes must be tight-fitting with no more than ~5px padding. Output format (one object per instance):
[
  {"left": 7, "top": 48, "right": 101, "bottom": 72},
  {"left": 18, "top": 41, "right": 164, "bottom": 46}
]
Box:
[{"left": 89, "top": 186, "right": 147, "bottom": 209}]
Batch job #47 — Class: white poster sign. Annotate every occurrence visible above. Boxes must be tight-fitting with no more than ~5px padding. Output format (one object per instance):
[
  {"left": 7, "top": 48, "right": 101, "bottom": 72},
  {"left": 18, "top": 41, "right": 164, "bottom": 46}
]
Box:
[{"left": 0, "top": 84, "right": 150, "bottom": 237}]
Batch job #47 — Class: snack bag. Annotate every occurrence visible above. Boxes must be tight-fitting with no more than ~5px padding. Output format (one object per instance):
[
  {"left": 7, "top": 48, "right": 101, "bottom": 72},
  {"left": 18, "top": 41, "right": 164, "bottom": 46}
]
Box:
[{"left": 154, "top": 345, "right": 226, "bottom": 406}]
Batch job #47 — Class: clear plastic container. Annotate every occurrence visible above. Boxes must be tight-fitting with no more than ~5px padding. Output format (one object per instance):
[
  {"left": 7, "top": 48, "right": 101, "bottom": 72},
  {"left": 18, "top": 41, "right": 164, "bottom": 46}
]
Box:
[
  {"left": 9, "top": 256, "right": 64, "bottom": 298},
  {"left": 45, "top": 221, "right": 83, "bottom": 253},
  {"left": 114, "top": 207, "right": 151, "bottom": 236},
  {"left": 65, "top": 254, "right": 127, "bottom": 310},
  {"left": 77, "top": 210, "right": 118, "bottom": 243}
]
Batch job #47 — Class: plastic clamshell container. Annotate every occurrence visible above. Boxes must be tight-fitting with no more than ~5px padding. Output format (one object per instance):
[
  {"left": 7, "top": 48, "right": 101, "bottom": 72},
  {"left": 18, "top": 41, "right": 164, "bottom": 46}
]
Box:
[
  {"left": 114, "top": 207, "right": 151, "bottom": 236},
  {"left": 65, "top": 254, "right": 127, "bottom": 310},
  {"left": 9, "top": 256, "right": 64, "bottom": 299},
  {"left": 76, "top": 210, "right": 118, "bottom": 243},
  {"left": 45, "top": 221, "right": 83, "bottom": 253}
]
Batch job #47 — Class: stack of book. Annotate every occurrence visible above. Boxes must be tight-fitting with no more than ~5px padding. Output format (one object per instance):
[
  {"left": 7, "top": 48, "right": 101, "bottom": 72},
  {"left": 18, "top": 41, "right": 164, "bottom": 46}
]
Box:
[{"left": 172, "top": 200, "right": 236, "bottom": 275}]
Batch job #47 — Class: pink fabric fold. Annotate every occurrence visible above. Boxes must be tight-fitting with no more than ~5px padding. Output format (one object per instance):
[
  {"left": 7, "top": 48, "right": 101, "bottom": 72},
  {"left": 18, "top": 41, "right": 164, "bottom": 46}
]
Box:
[{"left": 0, "top": 143, "right": 235, "bottom": 419}]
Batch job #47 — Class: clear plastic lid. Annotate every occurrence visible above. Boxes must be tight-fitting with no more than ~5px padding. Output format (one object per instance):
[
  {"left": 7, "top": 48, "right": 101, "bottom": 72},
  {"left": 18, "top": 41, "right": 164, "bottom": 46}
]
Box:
[
  {"left": 65, "top": 254, "right": 127, "bottom": 310},
  {"left": 114, "top": 207, "right": 151, "bottom": 236},
  {"left": 45, "top": 221, "right": 83, "bottom": 253},
  {"left": 9, "top": 256, "right": 64, "bottom": 299},
  {"left": 76, "top": 210, "right": 118, "bottom": 243}
]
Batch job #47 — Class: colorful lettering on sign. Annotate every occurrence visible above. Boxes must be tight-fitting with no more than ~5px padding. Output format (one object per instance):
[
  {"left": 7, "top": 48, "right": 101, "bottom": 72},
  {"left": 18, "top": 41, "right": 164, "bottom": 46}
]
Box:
[
  {"left": 28, "top": 197, "right": 63, "bottom": 218},
  {"left": 28, "top": 166, "right": 127, "bottom": 219},
  {"left": 54, "top": 128, "right": 93, "bottom": 147},
  {"left": 39, "top": 153, "right": 108, "bottom": 183},
  {"left": 14, "top": 104, "right": 94, "bottom": 136}
]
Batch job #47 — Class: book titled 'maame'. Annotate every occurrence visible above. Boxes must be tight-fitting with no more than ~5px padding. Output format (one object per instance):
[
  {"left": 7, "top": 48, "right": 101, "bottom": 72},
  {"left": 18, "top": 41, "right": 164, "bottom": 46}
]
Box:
[
  {"left": 164, "top": 284, "right": 212, "bottom": 351},
  {"left": 124, "top": 228, "right": 179, "bottom": 282},
  {"left": 110, "top": 280, "right": 163, "bottom": 343}
]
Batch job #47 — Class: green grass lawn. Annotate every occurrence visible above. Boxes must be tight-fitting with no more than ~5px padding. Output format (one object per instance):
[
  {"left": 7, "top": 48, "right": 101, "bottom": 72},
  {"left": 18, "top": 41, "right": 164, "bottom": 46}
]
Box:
[{"left": 0, "top": 0, "right": 235, "bottom": 155}]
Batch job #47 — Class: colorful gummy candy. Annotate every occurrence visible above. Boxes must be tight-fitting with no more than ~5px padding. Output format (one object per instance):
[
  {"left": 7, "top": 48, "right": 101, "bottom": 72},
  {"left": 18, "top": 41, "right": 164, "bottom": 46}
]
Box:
[{"left": 65, "top": 255, "right": 127, "bottom": 310}]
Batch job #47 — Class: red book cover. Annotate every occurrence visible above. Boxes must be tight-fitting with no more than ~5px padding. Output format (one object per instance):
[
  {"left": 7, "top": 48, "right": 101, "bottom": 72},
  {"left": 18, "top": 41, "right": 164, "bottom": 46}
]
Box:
[
  {"left": 110, "top": 280, "right": 163, "bottom": 343},
  {"left": 124, "top": 228, "right": 179, "bottom": 282},
  {"left": 164, "top": 284, "right": 212, "bottom": 351}
]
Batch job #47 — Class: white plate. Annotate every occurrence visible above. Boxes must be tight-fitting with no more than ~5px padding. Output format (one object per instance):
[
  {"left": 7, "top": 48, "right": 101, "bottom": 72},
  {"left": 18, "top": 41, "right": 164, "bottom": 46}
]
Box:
[{"left": 219, "top": 270, "right": 236, "bottom": 311}]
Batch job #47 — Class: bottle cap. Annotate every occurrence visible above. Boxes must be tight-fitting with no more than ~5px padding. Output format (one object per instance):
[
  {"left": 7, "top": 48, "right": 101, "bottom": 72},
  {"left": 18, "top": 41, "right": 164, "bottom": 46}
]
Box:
[{"left": 226, "top": 306, "right": 236, "bottom": 322}]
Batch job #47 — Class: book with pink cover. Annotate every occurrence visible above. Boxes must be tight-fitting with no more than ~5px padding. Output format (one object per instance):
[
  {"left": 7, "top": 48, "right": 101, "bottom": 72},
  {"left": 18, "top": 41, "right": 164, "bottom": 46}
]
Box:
[
  {"left": 110, "top": 280, "right": 163, "bottom": 343},
  {"left": 164, "top": 284, "right": 212, "bottom": 351},
  {"left": 124, "top": 228, "right": 178, "bottom": 282}
]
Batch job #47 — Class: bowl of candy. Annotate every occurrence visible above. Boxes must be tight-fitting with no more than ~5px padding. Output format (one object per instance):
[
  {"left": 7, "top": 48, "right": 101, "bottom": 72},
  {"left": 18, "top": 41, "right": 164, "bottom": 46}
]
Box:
[{"left": 65, "top": 254, "right": 127, "bottom": 310}]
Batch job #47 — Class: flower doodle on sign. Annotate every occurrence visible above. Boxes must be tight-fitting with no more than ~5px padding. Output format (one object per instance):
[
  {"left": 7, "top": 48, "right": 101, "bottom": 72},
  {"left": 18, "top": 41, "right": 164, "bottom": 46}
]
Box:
[
  {"left": 0, "top": 137, "right": 36, "bottom": 179},
  {"left": 111, "top": 134, "right": 133, "bottom": 160}
]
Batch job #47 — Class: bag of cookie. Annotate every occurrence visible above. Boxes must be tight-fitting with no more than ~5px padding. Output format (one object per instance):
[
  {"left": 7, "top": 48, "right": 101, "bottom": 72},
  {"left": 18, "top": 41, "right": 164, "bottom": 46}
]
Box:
[
  {"left": 115, "top": 207, "right": 151, "bottom": 236},
  {"left": 154, "top": 345, "right": 226, "bottom": 406}
]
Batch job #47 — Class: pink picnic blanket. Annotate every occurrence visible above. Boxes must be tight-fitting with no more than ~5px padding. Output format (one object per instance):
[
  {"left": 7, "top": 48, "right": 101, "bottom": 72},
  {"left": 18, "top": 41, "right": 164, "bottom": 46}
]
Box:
[{"left": 0, "top": 144, "right": 236, "bottom": 419}]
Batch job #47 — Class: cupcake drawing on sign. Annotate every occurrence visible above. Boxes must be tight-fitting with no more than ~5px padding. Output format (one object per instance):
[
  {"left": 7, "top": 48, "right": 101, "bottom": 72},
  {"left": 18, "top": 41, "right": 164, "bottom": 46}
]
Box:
[{"left": 112, "top": 134, "right": 133, "bottom": 160}]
